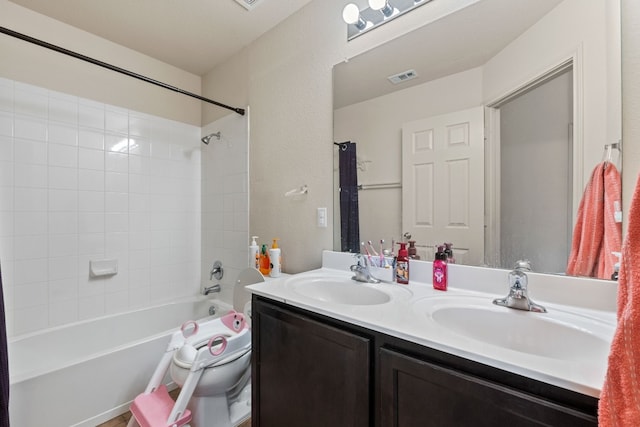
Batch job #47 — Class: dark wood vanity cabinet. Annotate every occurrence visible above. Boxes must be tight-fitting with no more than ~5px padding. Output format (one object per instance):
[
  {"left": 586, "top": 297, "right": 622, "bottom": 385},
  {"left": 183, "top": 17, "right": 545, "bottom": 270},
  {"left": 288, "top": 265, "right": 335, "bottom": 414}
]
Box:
[
  {"left": 252, "top": 296, "right": 598, "bottom": 427},
  {"left": 251, "top": 297, "right": 372, "bottom": 427}
]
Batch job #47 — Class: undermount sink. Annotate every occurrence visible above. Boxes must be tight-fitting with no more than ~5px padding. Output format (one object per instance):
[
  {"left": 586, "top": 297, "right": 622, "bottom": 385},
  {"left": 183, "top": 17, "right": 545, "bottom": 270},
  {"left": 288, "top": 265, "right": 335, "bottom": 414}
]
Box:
[
  {"left": 285, "top": 275, "right": 394, "bottom": 305},
  {"left": 412, "top": 295, "right": 615, "bottom": 361}
]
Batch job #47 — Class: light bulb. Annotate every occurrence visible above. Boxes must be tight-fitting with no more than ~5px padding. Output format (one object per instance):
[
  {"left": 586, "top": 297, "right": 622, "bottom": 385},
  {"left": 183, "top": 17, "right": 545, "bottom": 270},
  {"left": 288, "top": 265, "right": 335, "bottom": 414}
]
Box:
[
  {"left": 342, "top": 3, "right": 361, "bottom": 25},
  {"left": 368, "top": 0, "right": 387, "bottom": 10}
]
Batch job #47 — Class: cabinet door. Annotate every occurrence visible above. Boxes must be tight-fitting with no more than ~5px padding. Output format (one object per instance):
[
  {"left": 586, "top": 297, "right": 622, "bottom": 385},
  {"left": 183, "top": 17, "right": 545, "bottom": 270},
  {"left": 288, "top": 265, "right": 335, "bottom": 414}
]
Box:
[
  {"left": 379, "top": 348, "right": 597, "bottom": 427},
  {"left": 253, "top": 299, "right": 371, "bottom": 427}
]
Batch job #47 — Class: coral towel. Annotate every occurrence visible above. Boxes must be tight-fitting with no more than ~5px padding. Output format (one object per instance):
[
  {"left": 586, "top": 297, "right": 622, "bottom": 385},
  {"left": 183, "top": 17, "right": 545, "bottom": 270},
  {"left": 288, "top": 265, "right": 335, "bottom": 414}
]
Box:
[
  {"left": 566, "top": 162, "right": 622, "bottom": 279},
  {"left": 598, "top": 173, "right": 640, "bottom": 426}
]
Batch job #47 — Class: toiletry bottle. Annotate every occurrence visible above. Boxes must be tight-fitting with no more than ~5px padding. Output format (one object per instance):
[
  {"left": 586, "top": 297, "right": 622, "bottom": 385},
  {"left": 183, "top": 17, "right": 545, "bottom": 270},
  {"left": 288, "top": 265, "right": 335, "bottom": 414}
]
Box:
[
  {"left": 396, "top": 243, "right": 409, "bottom": 284},
  {"left": 249, "top": 236, "right": 260, "bottom": 269},
  {"left": 269, "top": 238, "right": 282, "bottom": 278},
  {"left": 408, "top": 240, "right": 420, "bottom": 260},
  {"left": 259, "top": 244, "right": 271, "bottom": 276},
  {"left": 433, "top": 245, "right": 448, "bottom": 291},
  {"left": 444, "top": 243, "right": 455, "bottom": 264}
]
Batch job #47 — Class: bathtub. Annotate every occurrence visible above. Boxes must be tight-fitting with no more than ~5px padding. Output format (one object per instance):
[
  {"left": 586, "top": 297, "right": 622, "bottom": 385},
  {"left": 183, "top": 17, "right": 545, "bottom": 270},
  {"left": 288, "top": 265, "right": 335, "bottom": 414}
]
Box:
[{"left": 9, "top": 297, "right": 233, "bottom": 427}]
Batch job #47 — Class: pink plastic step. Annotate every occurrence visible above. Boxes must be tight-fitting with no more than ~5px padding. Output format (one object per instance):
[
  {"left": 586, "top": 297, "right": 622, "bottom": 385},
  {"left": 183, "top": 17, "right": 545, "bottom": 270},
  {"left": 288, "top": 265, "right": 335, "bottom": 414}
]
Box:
[{"left": 130, "top": 384, "right": 192, "bottom": 427}]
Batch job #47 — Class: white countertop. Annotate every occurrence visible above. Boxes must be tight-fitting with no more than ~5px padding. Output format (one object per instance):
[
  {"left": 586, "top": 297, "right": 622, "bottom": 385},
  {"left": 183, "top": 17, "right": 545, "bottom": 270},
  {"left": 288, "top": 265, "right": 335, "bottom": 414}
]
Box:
[{"left": 247, "top": 251, "right": 617, "bottom": 398}]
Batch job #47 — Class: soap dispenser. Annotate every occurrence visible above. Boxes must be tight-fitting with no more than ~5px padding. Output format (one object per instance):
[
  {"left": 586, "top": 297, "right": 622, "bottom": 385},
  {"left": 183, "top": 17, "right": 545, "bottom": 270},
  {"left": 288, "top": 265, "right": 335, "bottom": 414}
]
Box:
[
  {"left": 433, "top": 245, "right": 448, "bottom": 291},
  {"left": 396, "top": 243, "right": 409, "bottom": 284},
  {"left": 269, "top": 238, "right": 281, "bottom": 278},
  {"left": 259, "top": 244, "right": 271, "bottom": 276},
  {"left": 249, "top": 236, "right": 259, "bottom": 269}
]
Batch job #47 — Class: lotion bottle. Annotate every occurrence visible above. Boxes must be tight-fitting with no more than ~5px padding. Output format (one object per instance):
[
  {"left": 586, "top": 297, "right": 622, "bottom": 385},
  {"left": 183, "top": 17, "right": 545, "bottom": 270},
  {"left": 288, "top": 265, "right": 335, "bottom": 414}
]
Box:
[
  {"left": 269, "top": 238, "right": 282, "bottom": 278},
  {"left": 259, "top": 244, "right": 271, "bottom": 276},
  {"left": 433, "top": 245, "right": 448, "bottom": 291},
  {"left": 396, "top": 243, "right": 409, "bottom": 284},
  {"left": 249, "top": 236, "right": 260, "bottom": 269}
]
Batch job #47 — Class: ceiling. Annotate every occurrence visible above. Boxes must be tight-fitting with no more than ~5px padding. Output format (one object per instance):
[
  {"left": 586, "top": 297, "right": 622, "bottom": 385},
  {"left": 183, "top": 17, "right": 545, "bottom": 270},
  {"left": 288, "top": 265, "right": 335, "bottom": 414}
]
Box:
[
  {"left": 333, "top": 0, "right": 564, "bottom": 109},
  {"left": 8, "top": 0, "right": 314, "bottom": 76}
]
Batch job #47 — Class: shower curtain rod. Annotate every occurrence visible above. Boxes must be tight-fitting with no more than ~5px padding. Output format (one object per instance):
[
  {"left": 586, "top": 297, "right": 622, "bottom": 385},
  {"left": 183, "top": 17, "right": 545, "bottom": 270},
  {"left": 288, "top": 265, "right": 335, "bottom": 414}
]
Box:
[{"left": 0, "top": 26, "right": 245, "bottom": 116}]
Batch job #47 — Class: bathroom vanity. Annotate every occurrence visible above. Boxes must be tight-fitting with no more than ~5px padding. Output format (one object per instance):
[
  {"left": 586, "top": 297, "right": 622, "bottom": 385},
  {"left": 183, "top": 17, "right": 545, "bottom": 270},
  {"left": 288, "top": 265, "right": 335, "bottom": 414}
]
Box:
[{"left": 248, "top": 251, "right": 616, "bottom": 427}]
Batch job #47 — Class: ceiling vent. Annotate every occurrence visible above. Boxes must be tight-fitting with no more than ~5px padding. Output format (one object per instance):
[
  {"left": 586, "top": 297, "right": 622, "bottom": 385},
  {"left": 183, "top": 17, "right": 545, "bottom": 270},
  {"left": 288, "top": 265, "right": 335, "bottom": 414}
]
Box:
[
  {"left": 233, "top": 0, "right": 263, "bottom": 10},
  {"left": 387, "top": 69, "right": 418, "bottom": 85}
]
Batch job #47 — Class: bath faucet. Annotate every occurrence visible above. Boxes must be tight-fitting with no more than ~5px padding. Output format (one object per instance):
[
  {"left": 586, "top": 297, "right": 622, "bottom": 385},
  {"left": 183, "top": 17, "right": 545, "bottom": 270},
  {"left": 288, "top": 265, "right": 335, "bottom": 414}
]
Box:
[
  {"left": 203, "top": 284, "right": 221, "bottom": 295},
  {"left": 350, "top": 254, "right": 381, "bottom": 284},
  {"left": 493, "top": 260, "right": 547, "bottom": 313},
  {"left": 210, "top": 260, "right": 223, "bottom": 281}
]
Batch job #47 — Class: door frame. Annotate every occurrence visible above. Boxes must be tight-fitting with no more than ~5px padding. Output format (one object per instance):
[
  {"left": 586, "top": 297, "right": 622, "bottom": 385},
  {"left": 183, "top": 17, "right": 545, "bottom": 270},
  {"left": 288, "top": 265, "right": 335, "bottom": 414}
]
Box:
[{"left": 484, "top": 50, "right": 583, "bottom": 267}]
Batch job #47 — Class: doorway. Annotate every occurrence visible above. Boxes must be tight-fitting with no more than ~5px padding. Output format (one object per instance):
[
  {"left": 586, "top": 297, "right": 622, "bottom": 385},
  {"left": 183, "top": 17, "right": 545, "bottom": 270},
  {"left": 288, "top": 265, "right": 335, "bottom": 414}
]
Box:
[{"left": 486, "top": 65, "right": 574, "bottom": 274}]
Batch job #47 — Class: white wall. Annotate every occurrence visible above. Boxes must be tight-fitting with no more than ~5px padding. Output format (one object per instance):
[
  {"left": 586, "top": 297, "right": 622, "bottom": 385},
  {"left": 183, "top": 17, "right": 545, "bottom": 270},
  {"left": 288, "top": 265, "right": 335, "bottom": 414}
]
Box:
[{"left": 0, "top": 78, "right": 202, "bottom": 336}]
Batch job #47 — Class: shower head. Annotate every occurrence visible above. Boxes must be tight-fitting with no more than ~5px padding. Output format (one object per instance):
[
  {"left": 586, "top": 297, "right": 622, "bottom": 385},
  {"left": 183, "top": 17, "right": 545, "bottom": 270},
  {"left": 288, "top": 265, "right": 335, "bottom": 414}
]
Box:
[{"left": 201, "top": 131, "right": 221, "bottom": 145}]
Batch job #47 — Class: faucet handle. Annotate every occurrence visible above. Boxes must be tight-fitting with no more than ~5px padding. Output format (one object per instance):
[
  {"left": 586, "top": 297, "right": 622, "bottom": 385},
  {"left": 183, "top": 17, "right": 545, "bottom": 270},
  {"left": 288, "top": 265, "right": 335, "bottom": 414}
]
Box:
[{"left": 513, "top": 259, "right": 531, "bottom": 271}]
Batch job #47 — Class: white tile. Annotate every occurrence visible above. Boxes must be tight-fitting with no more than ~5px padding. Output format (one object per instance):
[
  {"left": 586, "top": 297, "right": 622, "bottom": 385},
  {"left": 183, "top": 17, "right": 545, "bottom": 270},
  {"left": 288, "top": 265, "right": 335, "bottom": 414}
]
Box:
[
  {"left": 128, "top": 249, "right": 149, "bottom": 270},
  {"left": 106, "top": 232, "right": 128, "bottom": 253},
  {"left": 14, "top": 281, "right": 48, "bottom": 308},
  {"left": 128, "top": 154, "right": 149, "bottom": 174},
  {"left": 129, "top": 231, "right": 149, "bottom": 251},
  {"left": 48, "top": 166, "right": 78, "bottom": 190},
  {"left": 14, "top": 235, "right": 48, "bottom": 260},
  {"left": 78, "top": 233, "right": 105, "bottom": 255},
  {"left": 13, "top": 305, "right": 48, "bottom": 335},
  {"left": 49, "top": 277, "right": 79, "bottom": 302},
  {"left": 49, "top": 189, "right": 78, "bottom": 212},
  {"left": 150, "top": 141, "right": 171, "bottom": 159},
  {"left": 129, "top": 115, "right": 151, "bottom": 138},
  {"left": 79, "top": 129, "right": 104, "bottom": 150},
  {"left": 129, "top": 174, "right": 149, "bottom": 194},
  {"left": 49, "top": 96, "right": 78, "bottom": 125},
  {"left": 105, "top": 290, "right": 129, "bottom": 314},
  {"left": 78, "top": 104, "right": 104, "bottom": 130},
  {"left": 78, "top": 274, "right": 105, "bottom": 297},
  {"left": 14, "top": 116, "right": 46, "bottom": 141},
  {"left": 79, "top": 147, "right": 104, "bottom": 170},
  {"left": 105, "top": 133, "right": 129, "bottom": 153},
  {"left": 49, "top": 234, "right": 77, "bottom": 257},
  {"left": 105, "top": 192, "right": 128, "bottom": 213},
  {"left": 129, "top": 212, "right": 150, "bottom": 232},
  {"left": 48, "top": 212, "right": 78, "bottom": 235},
  {"left": 128, "top": 286, "right": 149, "bottom": 308},
  {"left": 48, "top": 123, "right": 78, "bottom": 146},
  {"left": 0, "top": 83, "right": 12, "bottom": 112},
  {"left": 0, "top": 235, "right": 13, "bottom": 261},
  {"left": 14, "top": 163, "right": 47, "bottom": 188},
  {"left": 0, "top": 187, "right": 13, "bottom": 212},
  {"left": 0, "top": 113, "right": 12, "bottom": 137},
  {"left": 129, "top": 138, "right": 150, "bottom": 156},
  {"left": 48, "top": 143, "right": 78, "bottom": 168},
  {"left": 0, "top": 212, "right": 13, "bottom": 237},
  {"left": 14, "top": 90, "right": 47, "bottom": 118},
  {"left": 15, "top": 139, "right": 47, "bottom": 164},
  {"left": 105, "top": 151, "right": 128, "bottom": 173},
  {"left": 105, "top": 111, "right": 128, "bottom": 134},
  {"left": 78, "top": 294, "right": 105, "bottom": 320},
  {"left": 13, "top": 258, "right": 48, "bottom": 285},
  {"left": 0, "top": 135, "right": 13, "bottom": 162},
  {"left": 78, "top": 169, "right": 104, "bottom": 191},
  {"left": 105, "top": 172, "right": 128, "bottom": 193},
  {"left": 105, "top": 213, "right": 128, "bottom": 232},
  {"left": 78, "top": 191, "right": 104, "bottom": 212},
  {"left": 49, "top": 299, "right": 78, "bottom": 327},
  {"left": 78, "top": 212, "right": 104, "bottom": 234},
  {"left": 0, "top": 161, "right": 13, "bottom": 187},
  {"left": 14, "top": 212, "right": 47, "bottom": 235},
  {"left": 48, "top": 256, "right": 79, "bottom": 281}
]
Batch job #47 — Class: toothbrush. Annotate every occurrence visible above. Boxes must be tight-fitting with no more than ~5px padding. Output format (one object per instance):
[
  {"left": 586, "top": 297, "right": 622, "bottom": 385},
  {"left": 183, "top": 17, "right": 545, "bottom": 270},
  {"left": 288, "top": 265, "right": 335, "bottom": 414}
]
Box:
[
  {"left": 379, "top": 239, "right": 386, "bottom": 267},
  {"left": 361, "top": 242, "right": 373, "bottom": 265},
  {"left": 368, "top": 240, "right": 378, "bottom": 256}
]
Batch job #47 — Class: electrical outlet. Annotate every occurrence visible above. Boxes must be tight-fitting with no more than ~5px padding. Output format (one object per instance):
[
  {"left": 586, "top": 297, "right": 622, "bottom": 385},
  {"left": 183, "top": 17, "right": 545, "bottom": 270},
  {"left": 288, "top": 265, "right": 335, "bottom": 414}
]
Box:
[{"left": 317, "top": 207, "right": 327, "bottom": 228}]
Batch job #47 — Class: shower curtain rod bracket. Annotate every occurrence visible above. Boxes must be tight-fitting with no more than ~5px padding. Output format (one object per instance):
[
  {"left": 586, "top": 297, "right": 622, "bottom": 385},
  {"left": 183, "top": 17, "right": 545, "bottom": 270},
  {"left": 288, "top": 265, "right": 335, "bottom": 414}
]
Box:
[{"left": 0, "top": 26, "right": 245, "bottom": 116}]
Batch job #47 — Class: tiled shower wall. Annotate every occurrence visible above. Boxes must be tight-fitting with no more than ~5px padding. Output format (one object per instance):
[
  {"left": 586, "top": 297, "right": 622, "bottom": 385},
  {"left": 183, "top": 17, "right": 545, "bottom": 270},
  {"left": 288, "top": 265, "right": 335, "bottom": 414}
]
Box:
[{"left": 0, "top": 78, "right": 203, "bottom": 337}]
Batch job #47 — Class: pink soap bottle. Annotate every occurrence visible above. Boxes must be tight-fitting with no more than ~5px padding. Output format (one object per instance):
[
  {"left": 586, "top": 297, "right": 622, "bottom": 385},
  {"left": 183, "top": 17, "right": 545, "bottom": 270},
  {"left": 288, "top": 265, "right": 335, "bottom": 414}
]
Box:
[
  {"left": 395, "top": 243, "right": 409, "bottom": 284},
  {"left": 433, "top": 245, "right": 448, "bottom": 291}
]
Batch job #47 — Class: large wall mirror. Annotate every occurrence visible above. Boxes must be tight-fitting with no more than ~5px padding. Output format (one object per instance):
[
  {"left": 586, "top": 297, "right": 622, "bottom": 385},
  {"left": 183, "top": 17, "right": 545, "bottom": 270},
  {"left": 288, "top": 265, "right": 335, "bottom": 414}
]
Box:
[{"left": 333, "top": 0, "right": 621, "bottom": 278}]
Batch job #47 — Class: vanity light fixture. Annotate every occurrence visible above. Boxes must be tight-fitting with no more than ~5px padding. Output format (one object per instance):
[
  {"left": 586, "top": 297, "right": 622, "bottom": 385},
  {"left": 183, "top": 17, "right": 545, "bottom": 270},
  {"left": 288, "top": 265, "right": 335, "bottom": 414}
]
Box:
[{"left": 342, "top": 0, "right": 434, "bottom": 40}]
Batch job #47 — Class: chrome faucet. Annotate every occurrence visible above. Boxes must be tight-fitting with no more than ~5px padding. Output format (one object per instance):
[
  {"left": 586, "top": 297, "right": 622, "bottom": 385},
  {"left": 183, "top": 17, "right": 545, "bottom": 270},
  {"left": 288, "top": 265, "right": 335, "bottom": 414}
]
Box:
[
  {"left": 209, "top": 260, "right": 223, "bottom": 281},
  {"left": 350, "top": 253, "right": 381, "bottom": 284},
  {"left": 493, "top": 260, "right": 547, "bottom": 313},
  {"left": 203, "top": 284, "right": 221, "bottom": 295}
]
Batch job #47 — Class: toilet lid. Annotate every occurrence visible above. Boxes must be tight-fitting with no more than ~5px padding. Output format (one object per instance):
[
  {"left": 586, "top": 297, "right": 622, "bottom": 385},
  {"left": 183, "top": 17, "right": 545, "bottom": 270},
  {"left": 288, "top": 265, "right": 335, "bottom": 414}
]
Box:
[{"left": 233, "top": 268, "right": 265, "bottom": 313}]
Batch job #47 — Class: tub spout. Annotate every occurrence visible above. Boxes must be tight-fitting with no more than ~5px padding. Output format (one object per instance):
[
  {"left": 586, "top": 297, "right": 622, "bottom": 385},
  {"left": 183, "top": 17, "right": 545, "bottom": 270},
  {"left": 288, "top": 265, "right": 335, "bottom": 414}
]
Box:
[{"left": 203, "top": 284, "right": 221, "bottom": 295}]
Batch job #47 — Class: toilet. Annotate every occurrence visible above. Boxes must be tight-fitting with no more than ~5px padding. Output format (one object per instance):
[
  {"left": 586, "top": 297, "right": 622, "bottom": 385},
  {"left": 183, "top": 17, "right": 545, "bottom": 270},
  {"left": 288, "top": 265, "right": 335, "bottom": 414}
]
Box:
[{"left": 168, "top": 268, "right": 264, "bottom": 427}]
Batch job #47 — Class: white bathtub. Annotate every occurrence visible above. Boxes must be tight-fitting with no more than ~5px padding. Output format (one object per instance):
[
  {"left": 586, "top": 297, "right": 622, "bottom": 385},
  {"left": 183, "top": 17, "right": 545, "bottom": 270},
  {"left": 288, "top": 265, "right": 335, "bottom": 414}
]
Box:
[{"left": 8, "top": 297, "right": 233, "bottom": 427}]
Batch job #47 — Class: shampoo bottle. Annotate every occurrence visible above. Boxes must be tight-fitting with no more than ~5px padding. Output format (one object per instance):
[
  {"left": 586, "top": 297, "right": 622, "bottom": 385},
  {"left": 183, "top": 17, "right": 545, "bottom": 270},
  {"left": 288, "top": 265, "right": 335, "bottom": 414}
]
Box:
[
  {"left": 433, "top": 245, "right": 448, "bottom": 291},
  {"left": 249, "top": 236, "right": 260, "bottom": 269},
  {"left": 269, "top": 238, "right": 282, "bottom": 278},
  {"left": 396, "top": 242, "right": 409, "bottom": 284},
  {"left": 259, "top": 244, "right": 271, "bottom": 276}
]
